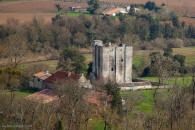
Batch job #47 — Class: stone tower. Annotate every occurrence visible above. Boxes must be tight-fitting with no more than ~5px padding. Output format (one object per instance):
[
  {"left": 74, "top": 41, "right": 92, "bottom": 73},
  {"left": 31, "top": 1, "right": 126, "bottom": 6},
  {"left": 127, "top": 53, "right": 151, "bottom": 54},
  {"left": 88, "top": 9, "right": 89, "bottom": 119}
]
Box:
[{"left": 92, "top": 40, "right": 133, "bottom": 84}]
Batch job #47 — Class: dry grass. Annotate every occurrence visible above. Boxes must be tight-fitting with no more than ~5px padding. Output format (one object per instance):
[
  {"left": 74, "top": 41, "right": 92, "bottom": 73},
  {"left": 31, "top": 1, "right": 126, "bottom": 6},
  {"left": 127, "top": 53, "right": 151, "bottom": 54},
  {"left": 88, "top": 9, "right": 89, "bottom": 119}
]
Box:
[
  {"left": 134, "top": 47, "right": 195, "bottom": 66},
  {"left": 0, "top": 0, "right": 87, "bottom": 24},
  {"left": 0, "top": 0, "right": 57, "bottom": 13},
  {"left": 179, "top": 17, "right": 195, "bottom": 25},
  {"left": 0, "top": 13, "right": 55, "bottom": 24},
  {"left": 134, "top": 47, "right": 195, "bottom": 59},
  {"left": 0, "top": 0, "right": 87, "bottom": 13},
  {"left": 173, "top": 47, "right": 195, "bottom": 59}
]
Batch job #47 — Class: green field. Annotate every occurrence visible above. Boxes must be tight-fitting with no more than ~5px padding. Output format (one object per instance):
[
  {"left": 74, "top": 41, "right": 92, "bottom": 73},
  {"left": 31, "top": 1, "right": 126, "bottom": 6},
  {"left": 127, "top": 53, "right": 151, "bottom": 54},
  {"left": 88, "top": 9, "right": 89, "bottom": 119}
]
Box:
[
  {"left": 0, "top": 89, "right": 37, "bottom": 97},
  {"left": 88, "top": 120, "right": 105, "bottom": 130},
  {"left": 18, "top": 60, "right": 58, "bottom": 71},
  {"left": 52, "top": 11, "right": 92, "bottom": 16},
  {"left": 134, "top": 90, "right": 154, "bottom": 113},
  {"left": 142, "top": 76, "right": 193, "bottom": 87},
  {"left": 121, "top": 88, "right": 176, "bottom": 114},
  {"left": 186, "top": 58, "right": 195, "bottom": 64},
  {"left": 133, "top": 56, "right": 148, "bottom": 68}
]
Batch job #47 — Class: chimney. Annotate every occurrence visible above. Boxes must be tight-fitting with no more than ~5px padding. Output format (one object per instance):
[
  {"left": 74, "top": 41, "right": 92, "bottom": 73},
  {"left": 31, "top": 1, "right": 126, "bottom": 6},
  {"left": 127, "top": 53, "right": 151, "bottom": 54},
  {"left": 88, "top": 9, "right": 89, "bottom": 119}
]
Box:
[
  {"left": 68, "top": 72, "right": 71, "bottom": 77},
  {"left": 81, "top": 73, "right": 84, "bottom": 77}
]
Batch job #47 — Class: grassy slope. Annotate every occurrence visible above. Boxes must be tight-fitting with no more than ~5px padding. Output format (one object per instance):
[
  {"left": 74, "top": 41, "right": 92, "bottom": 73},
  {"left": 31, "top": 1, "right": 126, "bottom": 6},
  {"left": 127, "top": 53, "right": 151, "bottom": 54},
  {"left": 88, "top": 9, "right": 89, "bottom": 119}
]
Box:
[
  {"left": 17, "top": 54, "right": 92, "bottom": 71},
  {"left": 18, "top": 60, "right": 58, "bottom": 71},
  {"left": 133, "top": 56, "right": 146, "bottom": 68},
  {"left": 16, "top": 46, "right": 195, "bottom": 72},
  {"left": 121, "top": 89, "right": 170, "bottom": 114},
  {"left": 134, "top": 47, "right": 195, "bottom": 66},
  {"left": 142, "top": 76, "right": 192, "bottom": 87},
  {"left": 53, "top": 11, "right": 92, "bottom": 16},
  {"left": 0, "top": 89, "right": 37, "bottom": 97},
  {"left": 88, "top": 120, "right": 105, "bottom": 130},
  {"left": 135, "top": 90, "right": 154, "bottom": 113},
  {"left": 173, "top": 46, "right": 195, "bottom": 65}
]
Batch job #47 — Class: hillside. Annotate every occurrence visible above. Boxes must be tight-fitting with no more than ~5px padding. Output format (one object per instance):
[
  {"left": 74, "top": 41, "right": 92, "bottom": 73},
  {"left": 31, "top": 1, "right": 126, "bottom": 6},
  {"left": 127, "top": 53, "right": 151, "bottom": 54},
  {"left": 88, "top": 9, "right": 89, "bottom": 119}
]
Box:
[
  {"left": 0, "top": 0, "right": 194, "bottom": 25},
  {"left": 100, "top": 0, "right": 195, "bottom": 16},
  {"left": 0, "top": 0, "right": 87, "bottom": 24}
]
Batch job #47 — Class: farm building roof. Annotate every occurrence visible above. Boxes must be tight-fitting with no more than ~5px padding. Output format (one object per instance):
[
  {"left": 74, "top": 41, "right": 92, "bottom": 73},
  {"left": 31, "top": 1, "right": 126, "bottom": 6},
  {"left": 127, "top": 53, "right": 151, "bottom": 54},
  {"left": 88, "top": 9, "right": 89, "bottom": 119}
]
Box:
[
  {"left": 26, "top": 89, "right": 110, "bottom": 105},
  {"left": 44, "top": 71, "right": 81, "bottom": 84},
  {"left": 84, "top": 90, "right": 111, "bottom": 106},
  {"left": 26, "top": 89, "right": 58, "bottom": 104},
  {"left": 34, "top": 71, "right": 51, "bottom": 80},
  {"left": 103, "top": 8, "right": 121, "bottom": 15}
]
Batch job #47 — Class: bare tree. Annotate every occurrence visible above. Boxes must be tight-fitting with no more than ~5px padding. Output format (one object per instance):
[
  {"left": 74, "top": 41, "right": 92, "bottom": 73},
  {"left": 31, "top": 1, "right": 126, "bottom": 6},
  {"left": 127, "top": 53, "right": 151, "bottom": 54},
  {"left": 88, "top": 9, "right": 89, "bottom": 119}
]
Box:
[
  {"left": 150, "top": 52, "right": 179, "bottom": 104},
  {"left": 191, "top": 66, "right": 195, "bottom": 110},
  {"left": 4, "top": 34, "right": 27, "bottom": 67},
  {"left": 123, "top": 90, "right": 144, "bottom": 130},
  {"left": 53, "top": 80, "right": 89, "bottom": 130}
]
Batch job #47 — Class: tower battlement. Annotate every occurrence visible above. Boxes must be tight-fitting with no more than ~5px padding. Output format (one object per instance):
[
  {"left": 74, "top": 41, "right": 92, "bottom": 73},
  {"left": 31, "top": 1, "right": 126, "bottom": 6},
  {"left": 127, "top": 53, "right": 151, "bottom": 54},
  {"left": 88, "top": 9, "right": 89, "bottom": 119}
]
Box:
[{"left": 92, "top": 40, "right": 133, "bottom": 84}]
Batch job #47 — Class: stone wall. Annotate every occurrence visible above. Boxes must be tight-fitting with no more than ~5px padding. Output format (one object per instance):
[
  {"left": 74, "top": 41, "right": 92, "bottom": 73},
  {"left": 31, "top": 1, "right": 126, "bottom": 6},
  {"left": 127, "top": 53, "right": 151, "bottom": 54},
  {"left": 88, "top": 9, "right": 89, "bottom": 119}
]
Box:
[{"left": 92, "top": 40, "right": 133, "bottom": 84}]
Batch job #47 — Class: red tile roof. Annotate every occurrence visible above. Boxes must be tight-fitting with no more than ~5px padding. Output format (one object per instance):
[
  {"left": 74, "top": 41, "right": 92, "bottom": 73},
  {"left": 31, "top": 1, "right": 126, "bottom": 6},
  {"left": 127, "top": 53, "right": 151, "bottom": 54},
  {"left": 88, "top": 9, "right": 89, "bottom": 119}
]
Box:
[
  {"left": 44, "top": 71, "right": 81, "bottom": 84},
  {"left": 26, "top": 89, "right": 58, "bottom": 104},
  {"left": 85, "top": 90, "right": 111, "bottom": 106}
]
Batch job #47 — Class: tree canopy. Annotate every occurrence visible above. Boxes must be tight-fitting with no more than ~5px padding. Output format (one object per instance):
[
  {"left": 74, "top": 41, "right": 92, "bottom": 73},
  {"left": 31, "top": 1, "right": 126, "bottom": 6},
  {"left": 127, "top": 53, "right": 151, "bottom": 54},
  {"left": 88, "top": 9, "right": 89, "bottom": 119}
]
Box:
[
  {"left": 87, "top": 0, "right": 100, "bottom": 14},
  {"left": 144, "top": 1, "right": 159, "bottom": 11},
  {"left": 57, "top": 48, "right": 87, "bottom": 74}
]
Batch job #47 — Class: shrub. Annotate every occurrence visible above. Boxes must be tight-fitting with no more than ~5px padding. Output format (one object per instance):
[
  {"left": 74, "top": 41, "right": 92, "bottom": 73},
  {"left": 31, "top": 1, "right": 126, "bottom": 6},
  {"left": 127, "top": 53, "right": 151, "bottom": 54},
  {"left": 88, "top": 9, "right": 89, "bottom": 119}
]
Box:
[{"left": 167, "top": 39, "right": 184, "bottom": 48}]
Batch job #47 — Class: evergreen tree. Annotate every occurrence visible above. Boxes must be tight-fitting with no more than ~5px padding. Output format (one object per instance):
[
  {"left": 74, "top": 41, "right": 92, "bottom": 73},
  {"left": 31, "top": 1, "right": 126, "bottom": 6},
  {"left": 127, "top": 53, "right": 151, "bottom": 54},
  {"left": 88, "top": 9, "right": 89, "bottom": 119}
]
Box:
[
  {"left": 174, "top": 54, "right": 186, "bottom": 66},
  {"left": 144, "top": 1, "right": 156, "bottom": 11},
  {"left": 171, "top": 16, "right": 180, "bottom": 28},
  {"left": 55, "top": 4, "right": 62, "bottom": 12},
  {"left": 163, "top": 47, "right": 173, "bottom": 57},
  {"left": 150, "top": 23, "right": 161, "bottom": 40},
  {"left": 105, "top": 82, "right": 122, "bottom": 113},
  {"left": 87, "top": 0, "right": 100, "bottom": 14},
  {"left": 57, "top": 47, "right": 87, "bottom": 74},
  {"left": 186, "top": 25, "right": 195, "bottom": 38},
  {"left": 163, "top": 24, "right": 174, "bottom": 39}
]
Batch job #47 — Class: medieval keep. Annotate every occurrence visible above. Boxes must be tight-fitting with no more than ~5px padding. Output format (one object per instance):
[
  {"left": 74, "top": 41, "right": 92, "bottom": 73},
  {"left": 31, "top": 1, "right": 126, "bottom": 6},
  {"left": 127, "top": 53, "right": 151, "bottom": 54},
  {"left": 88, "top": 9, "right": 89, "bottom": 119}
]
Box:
[{"left": 92, "top": 40, "right": 133, "bottom": 84}]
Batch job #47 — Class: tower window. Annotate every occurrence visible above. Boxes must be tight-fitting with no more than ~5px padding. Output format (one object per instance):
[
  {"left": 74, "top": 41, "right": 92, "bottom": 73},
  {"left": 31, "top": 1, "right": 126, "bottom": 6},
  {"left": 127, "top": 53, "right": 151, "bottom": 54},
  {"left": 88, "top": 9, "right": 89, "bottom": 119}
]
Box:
[{"left": 111, "top": 67, "right": 114, "bottom": 71}]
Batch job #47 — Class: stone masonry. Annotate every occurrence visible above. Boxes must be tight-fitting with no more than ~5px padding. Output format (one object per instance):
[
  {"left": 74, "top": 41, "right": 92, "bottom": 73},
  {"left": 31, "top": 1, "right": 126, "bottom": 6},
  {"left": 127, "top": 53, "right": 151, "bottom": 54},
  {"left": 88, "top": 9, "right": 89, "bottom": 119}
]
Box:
[{"left": 92, "top": 40, "right": 133, "bottom": 84}]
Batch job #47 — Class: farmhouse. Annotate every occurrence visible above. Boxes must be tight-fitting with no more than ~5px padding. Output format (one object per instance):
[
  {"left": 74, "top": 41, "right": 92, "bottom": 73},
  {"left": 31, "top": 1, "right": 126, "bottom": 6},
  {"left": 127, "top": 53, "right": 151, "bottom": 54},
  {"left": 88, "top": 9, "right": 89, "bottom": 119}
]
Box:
[
  {"left": 29, "top": 71, "right": 51, "bottom": 89},
  {"left": 30, "top": 71, "right": 92, "bottom": 89},
  {"left": 69, "top": 6, "right": 87, "bottom": 12},
  {"left": 103, "top": 7, "right": 127, "bottom": 16},
  {"left": 44, "top": 71, "right": 92, "bottom": 89},
  {"left": 102, "top": 6, "right": 140, "bottom": 16}
]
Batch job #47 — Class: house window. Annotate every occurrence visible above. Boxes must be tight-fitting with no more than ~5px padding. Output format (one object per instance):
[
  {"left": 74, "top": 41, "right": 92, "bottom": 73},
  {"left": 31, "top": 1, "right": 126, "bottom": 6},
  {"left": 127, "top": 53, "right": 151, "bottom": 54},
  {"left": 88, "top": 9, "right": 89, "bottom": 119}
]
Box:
[{"left": 121, "top": 59, "right": 123, "bottom": 62}]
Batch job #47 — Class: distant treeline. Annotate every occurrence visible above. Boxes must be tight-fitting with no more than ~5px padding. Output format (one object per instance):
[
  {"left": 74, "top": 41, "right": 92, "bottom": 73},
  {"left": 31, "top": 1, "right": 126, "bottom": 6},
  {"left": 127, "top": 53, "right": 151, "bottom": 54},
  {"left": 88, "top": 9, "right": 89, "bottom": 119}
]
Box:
[{"left": 0, "top": 14, "right": 194, "bottom": 57}]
